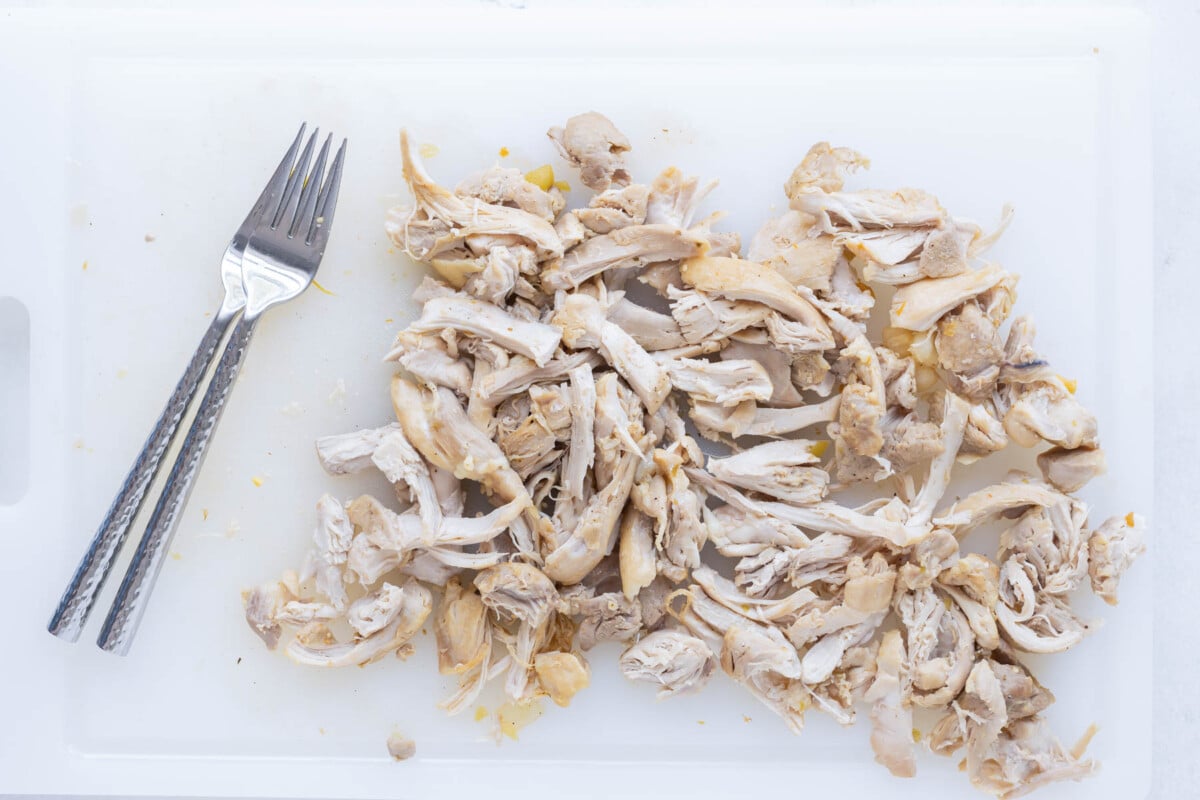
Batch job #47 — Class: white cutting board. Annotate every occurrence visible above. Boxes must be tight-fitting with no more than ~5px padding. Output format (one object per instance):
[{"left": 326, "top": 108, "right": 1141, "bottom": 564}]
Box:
[{"left": 0, "top": 6, "right": 1152, "bottom": 799}]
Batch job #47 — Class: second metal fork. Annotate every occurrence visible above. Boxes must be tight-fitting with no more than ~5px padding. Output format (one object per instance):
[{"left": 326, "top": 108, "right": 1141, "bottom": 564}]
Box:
[{"left": 96, "top": 130, "right": 347, "bottom": 656}]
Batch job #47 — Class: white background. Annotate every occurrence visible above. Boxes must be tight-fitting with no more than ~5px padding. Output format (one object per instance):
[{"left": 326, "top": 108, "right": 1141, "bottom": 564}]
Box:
[{"left": 0, "top": 0, "right": 1195, "bottom": 797}]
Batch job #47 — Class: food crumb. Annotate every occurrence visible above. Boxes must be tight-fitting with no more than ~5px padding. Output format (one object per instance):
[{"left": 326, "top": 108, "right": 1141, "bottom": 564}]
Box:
[
  {"left": 697, "top": 720, "right": 706, "bottom": 726},
  {"left": 418, "top": 143, "right": 439, "bottom": 159},
  {"left": 81, "top": 260, "right": 88, "bottom": 271},
  {"left": 202, "top": 508, "right": 209, "bottom": 521},
  {"left": 912, "top": 728, "right": 923, "bottom": 743},
  {"left": 144, "top": 233, "right": 156, "bottom": 243},
  {"left": 72, "top": 439, "right": 85, "bottom": 450},
  {"left": 311, "top": 279, "right": 334, "bottom": 296},
  {"left": 236, "top": 656, "right": 242, "bottom": 664},
  {"left": 524, "top": 164, "right": 555, "bottom": 191},
  {"left": 384, "top": 318, "right": 394, "bottom": 324},
  {"left": 251, "top": 476, "right": 264, "bottom": 487},
  {"left": 225, "top": 519, "right": 241, "bottom": 539},
  {"left": 498, "top": 146, "right": 510, "bottom": 158},
  {"left": 474, "top": 706, "right": 488, "bottom": 722},
  {"left": 329, "top": 378, "right": 347, "bottom": 405},
  {"left": 116, "top": 368, "right": 128, "bottom": 379},
  {"left": 387, "top": 732, "right": 416, "bottom": 760},
  {"left": 808, "top": 440, "right": 829, "bottom": 458},
  {"left": 743, "top": 715, "right": 752, "bottom": 723},
  {"left": 553, "top": 180, "right": 571, "bottom": 193},
  {"left": 319, "top": 727, "right": 326, "bottom": 735},
  {"left": 1125, "top": 512, "right": 1135, "bottom": 527},
  {"left": 170, "top": 552, "right": 182, "bottom": 561},
  {"left": 280, "top": 400, "right": 304, "bottom": 416}
]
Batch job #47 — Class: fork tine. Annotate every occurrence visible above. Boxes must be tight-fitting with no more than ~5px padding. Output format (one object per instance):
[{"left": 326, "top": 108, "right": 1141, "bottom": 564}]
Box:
[
  {"left": 271, "top": 129, "right": 318, "bottom": 229},
  {"left": 242, "top": 123, "right": 306, "bottom": 232},
  {"left": 289, "top": 133, "right": 332, "bottom": 239},
  {"left": 307, "top": 138, "right": 346, "bottom": 248}
]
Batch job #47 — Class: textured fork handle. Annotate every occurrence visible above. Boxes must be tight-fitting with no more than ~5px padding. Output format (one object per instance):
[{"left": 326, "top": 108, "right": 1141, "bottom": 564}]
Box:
[
  {"left": 47, "top": 308, "right": 237, "bottom": 642},
  {"left": 97, "top": 314, "right": 260, "bottom": 656}
]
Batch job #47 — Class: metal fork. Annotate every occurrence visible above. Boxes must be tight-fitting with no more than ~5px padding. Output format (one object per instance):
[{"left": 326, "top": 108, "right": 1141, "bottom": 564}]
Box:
[
  {"left": 47, "top": 125, "right": 309, "bottom": 642},
  {"left": 96, "top": 130, "right": 346, "bottom": 655}
]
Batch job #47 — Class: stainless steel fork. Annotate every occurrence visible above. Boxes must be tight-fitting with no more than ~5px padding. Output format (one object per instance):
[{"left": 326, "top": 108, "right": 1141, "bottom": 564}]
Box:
[
  {"left": 97, "top": 131, "right": 346, "bottom": 655},
  {"left": 47, "top": 125, "right": 309, "bottom": 642}
]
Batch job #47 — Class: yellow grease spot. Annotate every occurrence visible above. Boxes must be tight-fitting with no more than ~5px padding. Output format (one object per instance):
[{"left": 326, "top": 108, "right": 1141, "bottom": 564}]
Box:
[
  {"left": 116, "top": 369, "right": 128, "bottom": 379},
  {"left": 81, "top": 260, "right": 89, "bottom": 271},
  {"left": 912, "top": 728, "right": 923, "bottom": 743},
  {"left": 202, "top": 508, "right": 209, "bottom": 521},
  {"left": 170, "top": 552, "right": 182, "bottom": 561},
  {"left": 252, "top": 476, "right": 264, "bottom": 487},
  {"left": 497, "top": 700, "right": 543, "bottom": 740},
  {"left": 474, "top": 706, "right": 488, "bottom": 722},
  {"left": 553, "top": 180, "right": 571, "bottom": 193},
  {"left": 524, "top": 164, "right": 555, "bottom": 191},
  {"left": 319, "top": 727, "right": 326, "bottom": 735},
  {"left": 498, "top": 147, "right": 510, "bottom": 158},
  {"left": 418, "top": 143, "right": 439, "bottom": 159},
  {"left": 311, "top": 280, "right": 334, "bottom": 296},
  {"left": 1125, "top": 512, "right": 1136, "bottom": 527},
  {"left": 1058, "top": 374, "right": 1078, "bottom": 394},
  {"left": 697, "top": 720, "right": 706, "bottom": 726},
  {"left": 385, "top": 318, "right": 394, "bottom": 324},
  {"left": 808, "top": 440, "right": 829, "bottom": 458}
]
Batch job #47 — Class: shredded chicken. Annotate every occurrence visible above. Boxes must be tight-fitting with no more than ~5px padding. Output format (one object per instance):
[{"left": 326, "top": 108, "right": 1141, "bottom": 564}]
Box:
[{"left": 247, "top": 114, "right": 1145, "bottom": 798}]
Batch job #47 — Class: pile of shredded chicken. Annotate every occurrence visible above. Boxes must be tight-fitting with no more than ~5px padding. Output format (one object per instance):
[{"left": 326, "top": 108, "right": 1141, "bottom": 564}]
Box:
[{"left": 244, "top": 112, "right": 1145, "bottom": 798}]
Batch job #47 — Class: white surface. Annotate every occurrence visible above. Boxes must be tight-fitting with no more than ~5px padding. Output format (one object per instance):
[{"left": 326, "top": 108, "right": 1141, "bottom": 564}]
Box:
[{"left": 0, "top": 5, "right": 1154, "bottom": 799}]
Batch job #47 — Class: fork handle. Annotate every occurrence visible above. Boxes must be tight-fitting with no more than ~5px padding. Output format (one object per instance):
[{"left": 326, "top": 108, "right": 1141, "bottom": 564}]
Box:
[
  {"left": 47, "top": 307, "right": 238, "bottom": 642},
  {"left": 97, "top": 314, "right": 260, "bottom": 655}
]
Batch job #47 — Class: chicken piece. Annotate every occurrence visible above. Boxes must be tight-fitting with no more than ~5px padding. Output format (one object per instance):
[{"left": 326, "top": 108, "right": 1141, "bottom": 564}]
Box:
[
  {"left": 967, "top": 716, "right": 1096, "bottom": 798},
  {"left": 784, "top": 141, "right": 870, "bottom": 198},
  {"left": 794, "top": 186, "right": 946, "bottom": 235},
  {"left": 896, "top": 586, "right": 975, "bottom": 707},
  {"left": 542, "top": 224, "right": 708, "bottom": 291},
  {"left": 1003, "top": 384, "right": 1099, "bottom": 450},
  {"left": 286, "top": 579, "right": 431, "bottom": 667},
  {"left": 645, "top": 167, "right": 717, "bottom": 228},
  {"left": 390, "top": 131, "right": 562, "bottom": 266},
  {"left": 481, "top": 350, "right": 602, "bottom": 402},
  {"left": 593, "top": 372, "right": 648, "bottom": 480},
  {"left": 959, "top": 401, "right": 1009, "bottom": 462},
  {"left": 455, "top": 166, "right": 562, "bottom": 222},
  {"left": 391, "top": 378, "right": 542, "bottom": 556},
  {"left": 386, "top": 330, "right": 474, "bottom": 393},
  {"left": 314, "top": 423, "right": 401, "bottom": 476},
  {"left": 995, "top": 557, "right": 1089, "bottom": 653},
  {"left": 308, "top": 494, "right": 352, "bottom": 610},
  {"left": 547, "top": 112, "right": 631, "bottom": 192},
  {"left": 544, "top": 451, "right": 639, "bottom": 584},
  {"left": 791, "top": 352, "right": 832, "bottom": 391},
  {"left": 747, "top": 210, "right": 840, "bottom": 293},
  {"left": 936, "top": 301, "right": 1002, "bottom": 375},
  {"left": 533, "top": 651, "right": 590, "bottom": 706},
  {"left": 1087, "top": 513, "right": 1146, "bottom": 605},
  {"left": 435, "top": 577, "right": 490, "bottom": 676},
  {"left": 666, "top": 357, "right": 773, "bottom": 406},
  {"left": 386, "top": 732, "right": 416, "bottom": 761},
  {"left": 680, "top": 256, "right": 835, "bottom": 346},
  {"left": 407, "top": 295, "right": 561, "bottom": 367},
  {"left": 721, "top": 623, "right": 809, "bottom": 734},
  {"left": 1036, "top": 446, "right": 1107, "bottom": 493},
  {"left": 932, "top": 476, "right": 1064, "bottom": 537},
  {"left": 999, "top": 501, "right": 1090, "bottom": 596},
  {"left": 562, "top": 591, "right": 643, "bottom": 649},
  {"left": 706, "top": 440, "right": 829, "bottom": 506},
  {"left": 655, "top": 447, "right": 709, "bottom": 570},
  {"left": 719, "top": 339, "right": 804, "bottom": 407},
  {"left": 372, "top": 429, "right": 443, "bottom": 543},
  {"left": 345, "top": 582, "right": 411, "bottom": 638},
  {"left": 475, "top": 563, "right": 559, "bottom": 700},
  {"left": 938, "top": 554, "right": 1001, "bottom": 650},
  {"left": 606, "top": 297, "right": 688, "bottom": 351},
  {"left": 864, "top": 630, "right": 915, "bottom": 778},
  {"left": 800, "top": 613, "right": 886, "bottom": 684},
  {"left": 890, "top": 265, "right": 1011, "bottom": 331},
  {"left": 575, "top": 183, "right": 649, "bottom": 233},
  {"left": 616, "top": 629, "right": 713, "bottom": 699},
  {"left": 619, "top": 506, "right": 657, "bottom": 600},
  {"left": 560, "top": 365, "right": 596, "bottom": 502},
  {"left": 881, "top": 412, "right": 944, "bottom": 473},
  {"left": 552, "top": 292, "right": 670, "bottom": 412},
  {"left": 669, "top": 287, "right": 772, "bottom": 344},
  {"left": 843, "top": 553, "right": 897, "bottom": 614}
]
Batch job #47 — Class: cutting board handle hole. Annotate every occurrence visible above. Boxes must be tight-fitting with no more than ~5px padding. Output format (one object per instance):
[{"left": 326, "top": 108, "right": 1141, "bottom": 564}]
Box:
[{"left": 0, "top": 297, "right": 29, "bottom": 505}]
